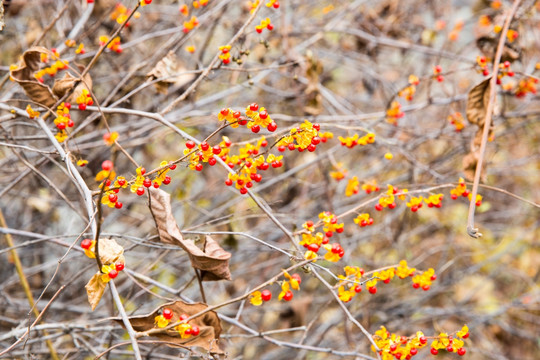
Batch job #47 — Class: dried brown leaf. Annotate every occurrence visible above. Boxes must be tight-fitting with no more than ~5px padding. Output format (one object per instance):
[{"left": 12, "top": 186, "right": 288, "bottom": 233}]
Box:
[
  {"left": 146, "top": 51, "right": 195, "bottom": 94},
  {"left": 10, "top": 46, "right": 58, "bottom": 107},
  {"left": 466, "top": 78, "right": 492, "bottom": 127},
  {"left": 52, "top": 66, "right": 93, "bottom": 104},
  {"left": 85, "top": 272, "right": 107, "bottom": 311},
  {"left": 114, "top": 300, "right": 224, "bottom": 354},
  {"left": 149, "top": 188, "right": 231, "bottom": 281},
  {"left": 97, "top": 237, "right": 125, "bottom": 265}
]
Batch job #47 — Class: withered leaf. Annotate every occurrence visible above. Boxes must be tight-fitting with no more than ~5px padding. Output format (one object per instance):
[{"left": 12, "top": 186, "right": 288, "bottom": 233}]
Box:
[
  {"left": 52, "top": 68, "right": 93, "bottom": 105},
  {"left": 146, "top": 51, "right": 195, "bottom": 94},
  {"left": 466, "top": 78, "right": 492, "bottom": 127},
  {"left": 96, "top": 237, "right": 125, "bottom": 266},
  {"left": 85, "top": 272, "right": 107, "bottom": 311},
  {"left": 149, "top": 188, "right": 231, "bottom": 281},
  {"left": 114, "top": 300, "right": 224, "bottom": 355},
  {"left": 10, "top": 47, "right": 58, "bottom": 108}
]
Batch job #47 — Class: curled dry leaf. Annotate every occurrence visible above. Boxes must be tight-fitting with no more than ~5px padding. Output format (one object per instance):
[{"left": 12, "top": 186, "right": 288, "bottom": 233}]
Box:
[
  {"left": 52, "top": 66, "right": 93, "bottom": 104},
  {"left": 463, "top": 78, "right": 494, "bottom": 182},
  {"left": 114, "top": 300, "right": 224, "bottom": 355},
  {"left": 9, "top": 46, "right": 58, "bottom": 107},
  {"left": 146, "top": 51, "right": 195, "bottom": 94},
  {"left": 84, "top": 238, "right": 124, "bottom": 310},
  {"left": 149, "top": 188, "right": 231, "bottom": 281},
  {"left": 96, "top": 237, "right": 125, "bottom": 265},
  {"left": 466, "top": 77, "right": 491, "bottom": 127},
  {"left": 85, "top": 272, "right": 107, "bottom": 311}
]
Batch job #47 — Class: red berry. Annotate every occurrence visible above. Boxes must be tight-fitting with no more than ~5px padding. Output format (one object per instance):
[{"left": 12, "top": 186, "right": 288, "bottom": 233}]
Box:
[
  {"left": 225, "top": 179, "right": 233, "bottom": 186},
  {"left": 451, "top": 194, "right": 458, "bottom": 200},
  {"left": 249, "top": 103, "right": 259, "bottom": 111},
  {"left": 186, "top": 140, "right": 196, "bottom": 149},
  {"left": 253, "top": 173, "right": 262, "bottom": 182},
  {"left": 153, "top": 182, "right": 160, "bottom": 188},
  {"left": 291, "top": 273, "right": 302, "bottom": 285},
  {"left": 375, "top": 204, "right": 383, "bottom": 211},
  {"left": 144, "top": 0, "right": 152, "bottom": 4},
  {"left": 259, "top": 110, "right": 268, "bottom": 119},
  {"left": 267, "top": 23, "right": 274, "bottom": 31},
  {"left": 288, "top": 143, "right": 296, "bottom": 151},
  {"left": 368, "top": 287, "right": 377, "bottom": 294},
  {"left": 457, "top": 348, "right": 466, "bottom": 356},
  {"left": 239, "top": 187, "right": 247, "bottom": 194},
  {"left": 143, "top": 178, "right": 151, "bottom": 188},
  {"left": 200, "top": 142, "right": 209, "bottom": 151},
  {"left": 273, "top": 1, "right": 280, "bottom": 8},
  {"left": 422, "top": 285, "right": 430, "bottom": 291},
  {"left": 220, "top": 108, "right": 229, "bottom": 116},
  {"left": 163, "top": 175, "right": 171, "bottom": 185},
  {"left": 115, "top": 262, "right": 125, "bottom": 271},
  {"left": 261, "top": 289, "right": 272, "bottom": 301},
  {"left": 431, "top": 348, "right": 438, "bottom": 355},
  {"left": 184, "top": 327, "right": 192, "bottom": 335},
  {"left": 311, "top": 136, "right": 321, "bottom": 145},
  {"left": 108, "top": 269, "right": 118, "bottom": 279},
  {"left": 482, "top": 69, "right": 489, "bottom": 76},
  {"left": 283, "top": 290, "right": 293, "bottom": 301},
  {"left": 430, "top": 275, "right": 437, "bottom": 281},
  {"left": 208, "top": 157, "right": 217, "bottom": 166},
  {"left": 390, "top": 344, "right": 397, "bottom": 352},
  {"left": 267, "top": 122, "right": 277, "bottom": 132},
  {"left": 412, "top": 283, "right": 420, "bottom": 289},
  {"left": 434, "top": 65, "right": 442, "bottom": 74},
  {"left": 462, "top": 333, "right": 469, "bottom": 339},
  {"left": 354, "top": 285, "right": 362, "bottom": 293},
  {"left": 437, "top": 75, "right": 444, "bottom": 82},
  {"left": 307, "top": 144, "right": 316, "bottom": 152},
  {"left": 102, "top": 160, "right": 113, "bottom": 171},
  {"left": 308, "top": 243, "right": 320, "bottom": 253},
  {"left": 313, "top": 123, "right": 320, "bottom": 131},
  {"left": 136, "top": 187, "right": 145, "bottom": 196},
  {"left": 245, "top": 181, "right": 253, "bottom": 188},
  {"left": 256, "top": 27, "right": 263, "bottom": 34},
  {"left": 383, "top": 278, "right": 391, "bottom": 284},
  {"left": 78, "top": 103, "right": 87, "bottom": 111},
  {"left": 410, "top": 348, "right": 418, "bottom": 356},
  {"left": 195, "top": 163, "right": 203, "bottom": 171},
  {"left": 114, "top": 201, "right": 123, "bottom": 209},
  {"left": 507, "top": 71, "right": 514, "bottom": 77},
  {"left": 161, "top": 308, "right": 173, "bottom": 320},
  {"left": 191, "top": 325, "right": 200, "bottom": 336},
  {"left": 388, "top": 202, "right": 396, "bottom": 209},
  {"left": 56, "top": 122, "right": 66, "bottom": 130},
  {"left": 179, "top": 314, "right": 188, "bottom": 321},
  {"left": 261, "top": 140, "right": 268, "bottom": 147},
  {"left": 411, "top": 205, "right": 418, "bottom": 212},
  {"left": 446, "top": 345, "right": 454, "bottom": 352},
  {"left": 233, "top": 111, "right": 241, "bottom": 118},
  {"left": 212, "top": 145, "right": 222, "bottom": 155},
  {"left": 81, "top": 239, "right": 92, "bottom": 249},
  {"left": 108, "top": 194, "right": 118, "bottom": 203},
  {"left": 251, "top": 125, "right": 260, "bottom": 133},
  {"left": 67, "top": 119, "right": 74, "bottom": 127}
]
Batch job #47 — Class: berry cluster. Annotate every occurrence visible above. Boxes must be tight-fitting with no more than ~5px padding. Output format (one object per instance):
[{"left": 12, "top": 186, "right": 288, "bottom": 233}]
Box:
[
  {"left": 255, "top": 17, "right": 274, "bottom": 33},
  {"left": 337, "top": 132, "right": 375, "bottom": 148},
  {"left": 433, "top": 65, "right": 444, "bottom": 82},
  {"left": 276, "top": 120, "right": 329, "bottom": 152},
  {"left": 80, "top": 238, "right": 125, "bottom": 281},
  {"left": 450, "top": 178, "right": 482, "bottom": 206},
  {"left": 218, "top": 45, "right": 232, "bottom": 64},
  {"left": 353, "top": 213, "right": 374, "bottom": 227},
  {"left": 386, "top": 101, "right": 405, "bottom": 125},
  {"left": 448, "top": 112, "right": 465, "bottom": 132},
  {"left": 372, "top": 324, "right": 469, "bottom": 359},
  {"left": 99, "top": 36, "right": 123, "bottom": 53},
  {"left": 76, "top": 89, "right": 93, "bottom": 111},
  {"left": 183, "top": 16, "right": 199, "bottom": 33},
  {"left": 153, "top": 308, "right": 200, "bottom": 338}
]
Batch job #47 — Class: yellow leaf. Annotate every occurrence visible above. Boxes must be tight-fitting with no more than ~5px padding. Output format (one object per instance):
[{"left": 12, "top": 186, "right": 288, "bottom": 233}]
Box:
[{"left": 85, "top": 272, "right": 107, "bottom": 310}]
